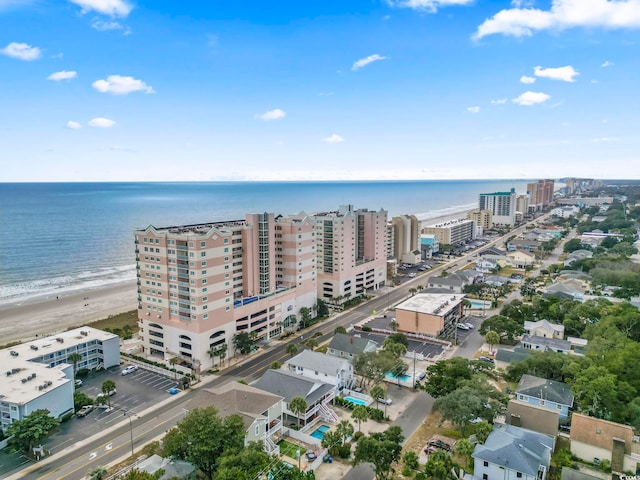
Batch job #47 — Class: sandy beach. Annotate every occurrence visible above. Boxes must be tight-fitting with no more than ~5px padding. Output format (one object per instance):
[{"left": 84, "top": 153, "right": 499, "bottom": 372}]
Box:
[{"left": 0, "top": 208, "right": 472, "bottom": 346}]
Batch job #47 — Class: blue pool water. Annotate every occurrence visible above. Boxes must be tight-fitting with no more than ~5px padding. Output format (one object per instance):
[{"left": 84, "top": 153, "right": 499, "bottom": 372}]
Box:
[
  {"left": 344, "top": 396, "right": 368, "bottom": 406},
  {"left": 468, "top": 299, "right": 491, "bottom": 309},
  {"left": 310, "top": 424, "right": 330, "bottom": 440},
  {"left": 386, "top": 372, "right": 411, "bottom": 382}
]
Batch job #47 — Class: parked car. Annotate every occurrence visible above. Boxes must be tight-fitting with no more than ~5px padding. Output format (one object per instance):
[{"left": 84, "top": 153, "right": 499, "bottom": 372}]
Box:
[
  {"left": 478, "top": 356, "right": 495, "bottom": 363},
  {"left": 377, "top": 397, "right": 393, "bottom": 405},
  {"left": 77, "top": 405, "right": 94, "bottom": 417},
  {"left": 464, "top": 322, "right": 475, "bottom": 329},
  {"left": 408, "top": 272, "right": 416, "bottom": 278},
  {"left": 74, "top": 379, "right": 83, "bottom": 387},
  {"left": 97, "top": 388, "right": 117, "bottom": 399},
  {"left": 121, "top": 365, "right": 138, "bottom": 375},
  {"left": 456, "top": 323, "right": 470, "bottom": 330},
  {"left": 424, "top": 438, "right": 452, "bottom": 453}
]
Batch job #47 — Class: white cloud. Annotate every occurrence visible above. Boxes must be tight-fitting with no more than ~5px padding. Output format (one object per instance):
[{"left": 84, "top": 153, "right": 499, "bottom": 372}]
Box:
[
  {"left": 386, "top": 0, "right": 474, "bottom": 13},
  {"left": 474, "top": 0, "right": 640, "bottom": 40},
  {"left": 69, "top": 0, "right": 133, "bottom": 17},
  {"left": 490, "top": 98, "right": 508, "bottom": 104},
  {"left": 520, "top": 75, "right": 536, "bottom": 84},
  {"left": 255, "top": 109, "right": 286, "bottom": 121},
  {"left": 352, "top": 54, "right": 388, "bottom": 71},
  {"left": 467, "top": 106, "right": 480, "bottom": 113},
  {"left": 66, "top": 121, "right": 82, "bottom": 129},
  {"left": 323, "top": 134, "right": 345, "bottom": 144},
  {"left": 534, "top": 65, "right": 579, "bottom": 82},
  {"left": 511, "top": 0, "right": 534, "bottom": 6},
  {"left": 47, "top": 70, "right": 77, "bottom": 81},
  {"left": 88, "top": 117, "right": 116, "bottom": 127},
  {"left": 601, "top": 60, "right": 614, "bottom": 67},
  {"left": 591, "top": 137, "right": 620, "bottom": 142},
  {"left": 512, "top": 91, "right": 551, "bottom": 106},
  {"left": 0, "top": 42, "right": 41, "bottom": 61},
  {"left": 91, "top": 18, "right": 130, "bottom": 34},
  {"left": 92, "top": 75, "right": 154, "bottom": 95}
]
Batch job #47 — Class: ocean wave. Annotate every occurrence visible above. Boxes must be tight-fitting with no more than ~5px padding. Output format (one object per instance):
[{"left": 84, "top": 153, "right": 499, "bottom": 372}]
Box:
[{"left": 0, "top": 264, "right": 136, "bottom": 306}]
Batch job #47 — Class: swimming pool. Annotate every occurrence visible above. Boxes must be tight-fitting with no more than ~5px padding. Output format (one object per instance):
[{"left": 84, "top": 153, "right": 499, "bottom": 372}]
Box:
[
  {"left": 468, "top": 299, "right": 491, "bottom": 309},
  {"left": 310, "top": 424, "right": 330, "bottom": 440},
  {"left": 386, "top": 372, "right": 411, "bottom": 382},
  {"left": 344, "top": 396, "right": 368, "bottom": 406}
]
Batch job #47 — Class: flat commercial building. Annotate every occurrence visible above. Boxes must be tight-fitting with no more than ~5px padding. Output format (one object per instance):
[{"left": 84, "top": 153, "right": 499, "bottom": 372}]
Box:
[
  {"left": 310, "top": 205, "right": 387, "bottom": 304},
  {"left": 394, "top": 293, "right": 465, "bottom": 337},
  {"left": 135, "top": 213, "right": 317, "bottom": 368},
  {"left": 479, "top": 189, "right": 517, "bottom": 226},
  {"left": 421, "top": 218, "right": 474, "bottom": 246},
  {"left": 0, "top": 327, "right": 119, "bottom": 432}
]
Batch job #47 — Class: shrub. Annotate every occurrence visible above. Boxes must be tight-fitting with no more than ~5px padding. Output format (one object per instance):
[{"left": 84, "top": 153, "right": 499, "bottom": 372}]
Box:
[
  {"left": 270, "top": 361, "right": 281, "bottom": 369},
  {"left": 335, "top": 443, "right": 351, "bottom": 459},
  {"left": 313, "top": 331, "right": 323, "bottom": 338},
  {"left": 353, "top": 431, "right": 364, "bottom": 442},
  {"left": 76, "top": 368, "right": 90, "bottom": 378},
  {"left": 60, "top": 412, "right": 74, "bottom": 423},
  {"left": 361, "top": 326, "right": 372, "bottom": 332},
  {"left": 368, "top": 408, "right": 386, "bottom": 422}
]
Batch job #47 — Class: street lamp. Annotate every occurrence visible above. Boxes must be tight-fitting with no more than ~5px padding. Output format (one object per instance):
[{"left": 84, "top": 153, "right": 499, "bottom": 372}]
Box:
[{"left": 123, "top": 410, "right": 134, "bottom": 458}]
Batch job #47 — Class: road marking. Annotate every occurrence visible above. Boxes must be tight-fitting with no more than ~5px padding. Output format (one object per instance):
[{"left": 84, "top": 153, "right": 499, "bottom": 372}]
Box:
[
  {"left": 89, "top": 452, "right": 97, "bottom": 459},
  {"left": 105, "top": 443, "right": 112, "bottom": 450}
]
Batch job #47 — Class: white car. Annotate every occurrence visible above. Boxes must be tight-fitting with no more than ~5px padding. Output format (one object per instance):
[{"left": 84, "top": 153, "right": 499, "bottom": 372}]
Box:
[
  {"left": 377, "top": 397, "right": 393, "bottom": 405},
  {"left": 456, "top": 323, "right": 470, "bottom": 330},
  {"left": 121, "top": 365, "right": 138, "bottom": 376},
  {"left": 408, "top": 272, "right": 416, "bottom": 278},
  {"left": 464, "top": 322, "right": 474, "bottom": 329},
  {"left": 97, "top": 388, "right": 117, "bottom": 398}
]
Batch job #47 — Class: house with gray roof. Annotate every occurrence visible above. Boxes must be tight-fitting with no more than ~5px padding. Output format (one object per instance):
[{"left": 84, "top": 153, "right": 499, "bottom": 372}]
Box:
[
  {"left": 521, "top": 334, "right": 571, "bottom": 354},
  {"left": 327, "top": 332, "right": 378, "bottom": 362},
  {"left": 426, "top": 272, "right": 469, "bottom": 293},
  {"left": 515, "top": 374, "right": 574, "bottom": 420},
  {"left": 136, "top": 454, "right": 196, "bottom": 480},
  {"left": 286, "top": 349, "right": 355, "bottom": 389},
  {"left": 524, "top": 319, "right": 565, "bottom": 339},
  {"left": 483, "top": 275, "right": 511, "bottom": 287},
  {"left": 201, "top": 381, "right": 285, "bottom": 453},
  {"left": 470, "top": 423, "right": 553, "bottom": 480},
  {"left": 253, "top": 369, "right": 339, "bottom": 426}
]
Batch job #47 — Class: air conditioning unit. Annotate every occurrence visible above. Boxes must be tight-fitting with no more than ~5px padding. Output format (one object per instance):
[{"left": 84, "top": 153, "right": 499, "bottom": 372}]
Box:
[
  {"left": 80, "top": 331, "right": 88, "bottom": 336},
  {"left": 593, "top": 458, "right": 600, "bottom": 466},
  {"left": 30, "top": 345, "right": 39, "bottom": 350},
  {"left": 56, "top": 338, "right": 64, "bottom": 343}
]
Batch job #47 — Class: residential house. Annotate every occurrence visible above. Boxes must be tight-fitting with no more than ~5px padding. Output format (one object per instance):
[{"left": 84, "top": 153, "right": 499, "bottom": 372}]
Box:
[
  {"left": 560, "top": 467, "right": 605, "bottom": 480},
  {"left": 202, "top": 381, "right": 285, "bottom": 454},
  {"left": 285, "top": 349, "right": 355, "bottom": 390},
  {"left": 252, "top": 369, "right": 339, "bottom": 428},
  {"left": 515, "top": 374, "right": 574, "bottom": 420},
  {"left": 521, "top": 335, "right": 571, "bottom": 354},
  {"left": 426, "top": 273, "right": 469, "bottom": 293},
  {"left": 476, "top": 258, "right": 499, "bottom": 274},
  {"left": 507, "top": 239, "right": 541, "bottom": 253},
  {"left": 327, "top": 333, "right": 378, "bottom": 362},
  {"left": 524, "top": 319, "right": 565, "bottom": 339},
  {"left": 470, "top": 423, "right": 553, "bottom": 480},
  {"left": 543, "top": 279, "right": 587, "bottom": 301},
  {"left": 570, "top": 413, "right": 640, "bottom": 475},
  {"left": 483, "top": 275, "right": 511, "bottom": 287},
  {"left": 478, "top": 246, "right": 506, "bottom": 257},
  {"left": 506, "top": 400, "right": 560, "bottom": 437},
  {"left": 136, "top": 455, "right": 196, "bottom": 480},
  {"left": 564, "top": 250, "right": 593, "bottom": 267},
  {"left": 506, "top": 250, "right": 536, "bottom": 268}
]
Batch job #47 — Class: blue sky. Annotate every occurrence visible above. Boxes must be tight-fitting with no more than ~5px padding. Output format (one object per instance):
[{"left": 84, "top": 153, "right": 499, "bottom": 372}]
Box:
[{"left": 1, "top": 0, "right": 639, "bottom": 182}]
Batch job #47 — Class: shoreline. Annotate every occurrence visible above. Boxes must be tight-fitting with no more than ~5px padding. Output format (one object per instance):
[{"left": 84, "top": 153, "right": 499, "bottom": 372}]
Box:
[{"left": 0, "top": 208, "right": 472, "bottom": 345}]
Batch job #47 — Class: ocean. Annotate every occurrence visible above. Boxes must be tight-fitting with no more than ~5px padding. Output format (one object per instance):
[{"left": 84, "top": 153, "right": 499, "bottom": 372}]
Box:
[{"left": 0, "top": 180, "right": 530, "bottom": 305}]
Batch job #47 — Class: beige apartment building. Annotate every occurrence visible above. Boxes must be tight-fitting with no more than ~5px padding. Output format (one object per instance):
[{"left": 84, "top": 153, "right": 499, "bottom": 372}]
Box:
[
  {"left": 390, "top": 214, "right": 421, "bottom": 264},
  {"left": 310, "top": 205, "right": 387, "bottom": 304},
  {"left": 421, "top": 218, "right": 474, "bottom": 246},
  {"left": 527, "top": 179, "right": 555, "bottom": 211},
  {"left": 135, "top": 212, "right": 317, "bottom": 368},
  {"left": 467, "top": 209, "right": 492, "bottom": 230}
]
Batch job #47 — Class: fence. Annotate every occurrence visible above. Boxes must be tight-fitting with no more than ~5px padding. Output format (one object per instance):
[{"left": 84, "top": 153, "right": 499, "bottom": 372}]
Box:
[
  {"left": 305, "top": 448, "right": 329, "bottom": 472},
  {"left": 121, "top": 355, "right": 191, "bottom": 380},
  {"left": 283, "top": 427, "right": 321, "bottom": 447},
  {"left": 0, "top": 435, "right": 13, "bottom": 450}
]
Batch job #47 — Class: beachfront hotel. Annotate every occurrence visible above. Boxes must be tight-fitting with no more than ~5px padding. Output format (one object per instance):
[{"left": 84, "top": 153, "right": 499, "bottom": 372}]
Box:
[
  {"left": 0, "top": 327, "right": 120, "bottom": 432},
  {"left": 309, "top": 205, "right": 388, "bottom": 304},
  {"left": 421, "top": 218, "right": 475, "bottom": 247},
  {"left": 134, "top": 213, "right": 317, "bottom": 369},
  {"left": 527, "top": 179, "right": 555, "bottom": 212},
  {"left": 479, "top": 188, "right": 517, "bottom": 226}
]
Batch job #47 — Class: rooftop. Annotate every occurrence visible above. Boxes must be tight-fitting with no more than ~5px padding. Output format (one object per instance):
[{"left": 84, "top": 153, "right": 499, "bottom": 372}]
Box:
[
  {"left": 521, "top": 334, "right": 571, "bottom": 351},
  {"left": 396, "top": 293, "right": 465, "bottom": 316},
  {"left": 138, "top": 219, "right": 246, "bottom": 236},
  {"left": 516, "top": 374, "right": 574, "bottom": 406},
  {"left": 252, "top": 369, "right": 335, "bottom": 405},
  {"left": 287, "top": 349, "right": 349, "bottom": 376},
  {"left": 423, "top": 218, "right": 474, "bottom": 229},
  {"left": 328, "top": 333, "right": 378, "bottom": 356}
]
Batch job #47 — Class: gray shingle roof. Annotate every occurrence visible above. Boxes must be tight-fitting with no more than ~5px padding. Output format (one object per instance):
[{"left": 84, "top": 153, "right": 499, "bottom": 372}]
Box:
[
  {"left": 495, "top": 348, "right": 531, "bottom": 364},
  {"left": 522, "top": 334, "right": 571, "bottom": 351},
  {"left": 288, "top": 349, "right": 347, "bottom": 376},
  {"left": 472, "top": 424, "right": 553, "bottom": 477},
  {"left": 328, "top": 333, "right": 378, "bottom": 356},
  {"left": 202, "top": 381, "right": 282, "bottom": 428},
  {"left": 252, "top": 369, "right": 334, "bottom": 405},
  {"left": 516, "top": 374, "right": 574, "bottom": 406}
]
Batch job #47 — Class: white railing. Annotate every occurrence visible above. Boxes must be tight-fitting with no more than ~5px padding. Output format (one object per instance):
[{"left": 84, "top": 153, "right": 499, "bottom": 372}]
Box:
[
  {"left": 283, "top": 428, "right": 322, "bottom": 447},
  {"left": 122, "top": 356, "right": 191, "bottom": 380},
  {"left": 266, "top": 419, "right": 282, "bottom": 438},
  {"left": 318, "top": 404, "right": 339, "bottom": 424},
  {"left": 306, "top": 448, "right": 329, "bottom": 472},
  {"left": 264, "top": 435, "right": 279, "bottom": 455}
]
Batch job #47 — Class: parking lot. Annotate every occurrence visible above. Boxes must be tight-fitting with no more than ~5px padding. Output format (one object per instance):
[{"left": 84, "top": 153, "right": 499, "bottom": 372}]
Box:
[
  {"left": 44, "top": 365, "right": 179, "bottom": 453},
  {"left": 348, "top": 330, "right": 445, "bottom": 360}
]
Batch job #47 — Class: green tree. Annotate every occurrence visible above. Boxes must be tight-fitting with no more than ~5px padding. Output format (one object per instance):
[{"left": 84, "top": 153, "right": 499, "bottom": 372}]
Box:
[
  {"left": 382, "top": 339, "right": 407, "bottom": 358},
  {"left": 479, "top": 315, "right": 524, "bottom": 342},
  {"left": 162, "top": 407, "right": 245, "bottom": 480},
  {"left": 474, "top": 420, "right": 493, "bottom": 444},
  {"left": 420, "top": 357, "right": 474, "bottom": 398},
  {"left": 336, "top": 420, "right": 354, "bottom": 444},
  {"left": 88, "top": 466, "right": 108, "bottom": 480},
  {"left": 306, "top": 338, "right": 319, "bottom": 350},
  {"left": 370, "top": 384, "right": 385, "bottom": 410},
  {"left": 484, "top": 330, "right": 500, "bottom": 353},
  {"left": 286, "top": 343, "right": 298, "bottom": 357},
  {"left": 289, "top": 397, "right": 307, "bottom": 429},
  {"left": 299, "top": 307, "right": 312, "bottom": 328},
  {"left": 354, "top": 351, "right": 396, "bottom": 388},
  {"left": 7, "top": 409, "right": 60, "bottom": 453},
  {"left": 352, "top": 427, "right": 404, "bottom": 480},
  {"left": 351, "top": 405, "right": 369, "bottom": 432},
  {"left": 67, "top": 352, "right": 83, "bottom": 376},
  {"left": 454, "top": 438, "right": 474, "bottom": 469},
  {"left": 270, "top": 361, "right": 281, "bottom": 369},
  {"left": 386, "top": 332, "right": 409, "bottom": 347},
  {"left": 215, "top": 442, "right": 271, "bottom": 480},
  {"left": 169, "top": 357, "right": 179, "bottom": 377},
  {"left": 423, "top": 449, "right": 454, "bottom": 480},
  {"left": 390, "top": 360, "right": 408, "bottom": 386},
  {"left": 217, "top": 343, "right": 228, "bottom": 367},
  {"left": 74, "top": 391, "right": 94, "bottom": 412},
  {"left": 120, "top": 469, "right": 164, "bottom": 480},
  {"left": 504, "top": 351, "right": 575, "bottom": 383},
  {"left": 403, "top": 450, "right": 420, "bottom": 472},
  {"left": 316, "top": 299, "right": 330, "bottom": 317},
  {"left": 233, "top": 332, "right": 254, "bottom": 355},
  {"left": 321, "top": 430, "right": 343, "bottom": 456},
  {"left": 100, "top": 379, "right": 116, "bottom": 408},
  {"left": 334, "top": 326, "right": 347, "bottom": 334}
]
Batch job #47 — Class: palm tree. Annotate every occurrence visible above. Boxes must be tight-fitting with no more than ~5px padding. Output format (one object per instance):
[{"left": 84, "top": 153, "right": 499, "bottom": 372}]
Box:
[
  {"left": 336, "top": 420, "right": 354, "bottom": 444},
  {"left": 305, "top": 338, "right": 319, "bottom": 350},
  {"left": 286, "top": 342, "right": 298, "bottom": 357},
  {"left": 462, "top": 298, "right": 472, "bottom": 315},
  {"left": 100, "top": 379, "right": 116, "bottom": 409},
  {"left": 169, "top": 357, "right": 179, "bottom": 378},
  {"left": 382, "top": 339, "right": 407, "bottom": 358},
  {"left": 351, "top": 405, "right": 369, "bottom": 432},
  {"left": 217, "top": 343, "right": 228, "bottom": 366},
  {"left": 88, "top": 466, "right": 108, "bottom": 480},
  {"left": 67, "top": 352, "right": 82, "bottom": 377},
  {"left": 370, "top": 384, "right": 385, "bottom": 410},
  {"left": 388, "top": 320, "right": 399, "bottom": 332},
  {"left": 454, "top": 438, "right": 475, "bottom": 469},
  {"left": 289, "top": 396, "right": 307, "bottom": 429},
  {"left": 485, "top": 330, "right": 501, "bottom": 353}
]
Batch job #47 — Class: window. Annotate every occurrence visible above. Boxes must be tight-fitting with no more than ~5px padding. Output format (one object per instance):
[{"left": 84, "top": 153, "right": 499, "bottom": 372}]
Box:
[
  {"left": 255, "top": 424, "right": 260, "bottom": 436},
  {"left": 201, "top": 241, "right": 206, "bottom": 247},
  {"left": 201, "top": 261, "right": 206, "bottom": 267},
  {"left": 517, "top": 473, "right": 522, "bottom": 478},
  {"left": 483, "top": 462, "right": 488, "bottom": 467},
  {"left": 201, "top": 252, "right": 206, "bottom": 257},
  {"left": 482, "top": 475, "right": 488, "bottom": 480},
  {"left": 556, "top": 404, "right": 562, "bottom": 410}
]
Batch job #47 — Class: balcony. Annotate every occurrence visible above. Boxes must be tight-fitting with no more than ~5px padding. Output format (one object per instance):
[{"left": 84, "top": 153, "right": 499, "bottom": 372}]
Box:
[{"left": 266, "top": 418, "right": 282, "bottom": 437}]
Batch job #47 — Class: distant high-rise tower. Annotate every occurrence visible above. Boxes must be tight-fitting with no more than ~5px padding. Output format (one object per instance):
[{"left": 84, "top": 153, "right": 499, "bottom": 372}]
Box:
[
  {"left": 527, "top": 179, "right": 555, "bottom": 211},
  {"left": 479, "top": 188, "right": 517, "bottom": 226},
  {"left": 391, "top": 215, "right": 420, "bottom": 264}
]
